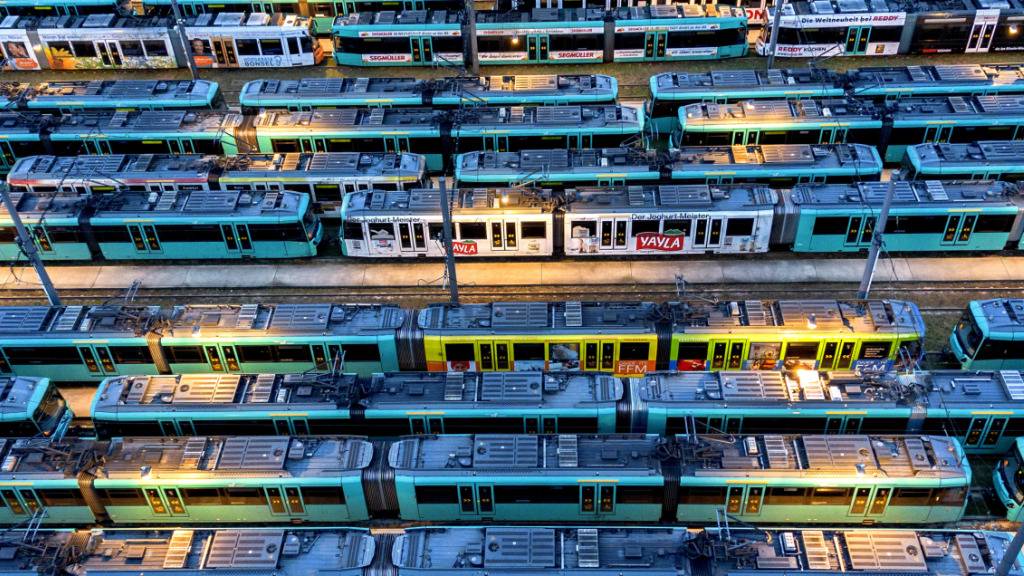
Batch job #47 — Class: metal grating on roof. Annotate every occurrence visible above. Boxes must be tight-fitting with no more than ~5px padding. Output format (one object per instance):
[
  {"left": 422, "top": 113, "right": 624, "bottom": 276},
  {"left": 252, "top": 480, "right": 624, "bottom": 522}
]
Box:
[
  {"left": 154, "top": 191, "right": 178, "bottom": 211},
  {"left": 183, "top": 192, "right": 238, "bottom": 213},
  {"left": 491, "top": 302, "right": 548, "bottom": 329},
  {"left": 763, "top": 435, "right": 791, "bottom": 468},
  {"left": 172, "top": 374, "right": 240, "bottom": 404},
  {"left": 251, "top": 374, "right": 277, "bottom": 403},
  {"left": 720, "top": 372, "right": 787, "bottom": 401},
  {"left": 557, "top": 434, "right": 578, "bottom": 468},
  {"left": 215, "top": 437, "right": 289, "bottom": 470},
  {"left": 268, "top": 304, "right": 331, "bottom": 331},
  {"left": 53, "top": 306, "right": 84, "bottom": 331},
  {"left": 802, "top": 532, "right": 833, "bottom": 571},
  {"left": 955, "top": 534, "right": 986, "bottom": 573},
  {"left": 480, "top": 373, "right": 542, "bottom": 402},
  {"left": 803, "top": 435, "right": 873, "bottom": 470},
  {"left": 844, "top": 531, "right": 927, "bottom": 572},
  {"left": 443, "top": 372, "right": 465, "bottom": 401},
  {"left": 484, "top": 528, "right": 555, "bottom": 569},
  {"left": 163, "top": 530, "right": 194, "bottom": 569},
  {"left": 777, "top": 300, "right": 843, "bottom": 329},
  {"left": 535, "top": 106, "right": 581, "bottom": 125},
  {"left": 180, "top": 437, "right": 208, "bottom": 470},
  {"left": 564, "top": 301, "right": 583, "bottom": 328},
  {"left": 474, "top": 435, "right": 539, "bottom": 468},
  {"left": 577, "top": 528, "right": 599, "bottom": 569},
  {"left": 1000, "top": 371, "right": 1024, "bottom": 401},
  {"left": 236, "top": 304, "right": 259, "bottom": 329},
  {"left": 204, "top": 531, "right": 284, "bottom": 570},
  {"left": 0, "top": 307, "right": 50, "bottom": 333}
]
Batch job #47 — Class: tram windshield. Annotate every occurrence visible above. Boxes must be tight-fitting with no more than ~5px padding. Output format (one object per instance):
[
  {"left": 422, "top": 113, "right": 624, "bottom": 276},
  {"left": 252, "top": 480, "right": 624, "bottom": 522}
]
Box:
[
  {"left": 1001, "top": 446, "right": 1024, "bottom": 504},
  {"left": 954, "top": 312, "right": 983, "bottom": 359}
]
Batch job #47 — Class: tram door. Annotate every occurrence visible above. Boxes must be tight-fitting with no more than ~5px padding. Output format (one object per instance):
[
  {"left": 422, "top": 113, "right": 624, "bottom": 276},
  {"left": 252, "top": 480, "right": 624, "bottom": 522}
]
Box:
[
  {"left": 159, "top": 420, "right": 196, "bottom": 435},
  {"left": 0, "top": 142, "right": 14, "bottom": 170},
  {"left": 598, "top": 218, "right": 628, "bottom": 251},
  {"left": 457, "top": 484, "right": 494, "bottom": 517},
  {"left": 923, "top": 125, "right": 953, "bottom": 144},
  {"left": 725, "top": 486, "right": 763, "bottom": 518},
  {"left": 691, "top": 218, "right": 722, "bottom": 250},
  {"left": 842, "top": 216, "right": 874, "bottom": 249},
  {"left": 410, "top": 37, "right": 434, "bottom": 63},
  {"left": 222, "top": 224, "right": 254, "bottom": 256},
  {"left": 526, "top": 35, "right": 549, "bottom": 61},
  {"left": 78, "top": 345, "right": 121, "bottom": 376},
  {"left": 489, "top": 221, "right": 518, "bottom": 252},
  {"left": 962, "top": 415, "right": 1009, "bottom": 449},
  {"left": 398, "top": 223, "right": 428, "bottom": 255},
  {"left": 200, "top": 344, "right": 241, "bottom": 373},
  {"left": 0, "top": 489, "right": 37, "bottom": 519},
  {"left": 145, "top": 488, "right": 187, "bottom": 517},
  {"left": 849, "top": 486, "right": 890, "bottom": 521},
  {"left": 95, "top": 42, "right": 123, "bottom": 67},
  {"left": 212, "top": 37, "right": 239, "bottom": 67},
  {"left": 127, "top": 224, "right": 163, "bottom": 256},
  {"left": 965, "top": 10, "right": 998, "bottom": 53},
  {"left": 844, "top": 26, "right": 870, "bottom": 55},
  {"left": 644, "top": 31, "right": 668, "bottom": 59},
  {"left": 940, "top": 214, "right": 977, "bottom": 246},
  {"left": 710, "top": 340, "right": 745, "bottom": 370},
  {"left": 820, "top": 340, "right": 856, "bottom": 370}
]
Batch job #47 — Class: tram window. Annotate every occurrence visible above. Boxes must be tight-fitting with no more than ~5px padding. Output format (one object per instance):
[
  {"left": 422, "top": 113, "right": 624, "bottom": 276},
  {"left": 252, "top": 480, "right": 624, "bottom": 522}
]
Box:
[
  {"left": 765, "top": 487, "right": 807, "bottom": 504},
  {"left": 513, "top": 343, "right": 545, "bottom": 361},
  {"left": 679, "top": 483, "right": 729, "bottom": 502},
  {"left": 445, "top": 418, "right": 521, "bottom": 433},
  {"left": 260, "top": 39, "right": 284, "bottom": 56},
  {"left": 570, "top": 220, "right": 597, "bottom": 238},
  {"left": 164, "top": 345, "right": 205, "bottom": 364},
  {"left": 745, "top": 487, "right": 762, "bottom": 514},
  {"left": 975, "top": 215, "right": 1017, "bottom": 233},
  {"left": 445, "top": 343, "right": 475, "bottom": 362},
  {"left": 285, "top": 488, "right": 304, "bottom": 513},
  {"left": 342, "top": 344, "right": 380, "bottom": 362},
  {"left": 677, "top": 343, "right": 709, "bottom": 366},
  {"left": 494, "top": 485, "right": 578, "bottom": 504},
  {"left": 933, "top": 487, "right": 967, "bottom": 506},
  {"left": 458, "top": 223, "right": 486, "bottom": 240},
  {"left": 224, "top": 488, "right": 265, "bottom": 505},
  {"left": 37, "top": 489, "right": 86, "bottom": 507},
  {"left": 236, "top": 39, "right": 260, "bottom": 56},
  {"left": 272, "top": 139, "right": 301, "bottom": 153},
  {"left": 615, "top": 486, "right": 660, "bottom": 504},
  {"left": 368, "top": 223, "right": 395, "bottom": 240},
  {"left": 343, "top": 222, "right": 364, "bottom": 241},
  {"left": 631, "top": 220, "right": 659, "bottom": 237},
  {"left": 47, "top": 41, "right": 72, "bottom": 55},
  {"left": 619, "top": 342, "right": 649, "bottom": 360},
  {"left": 549, "top": 342, "right": 580, "bottom": 370},
  {"left": 239, "top": 346, "right": 279, "bottom": 363},
  {"left": 521, "top": 222, "right": 546, "bottom": 239},
  {"left": 809, "top": 488, "right": 852, "bottom": 505},
  {"left": 783, "top": 342, "right": 819, "bottom": 359},
  {"left": 427, "top": 223, "right": 444, "bottom": 242},
  {"left": 663, "top": 219, "right": 690, "bottom": 235},
  {"left": 143, "top": 40, "right": 168, "bottom": 57},
  {"left": 976, "top": 339, "right": 1024, "bottom": 360},
  {"left": 97, "top": 489, "right": 145, "bottom": 506},
  {"left": 889, "top": 488, "right": 932, "bottom": 507},
  {"left": 71, "top": 41, "right": 97, "bottom": 57},
  {"left": 811, "top": 217, "right": 847, "bottom": 235},
  {"left": 1006, "top": 418, "right": 1024, "bottom": 436},
  {"left": 46, "top": 227, "right": 82, "bottom": 242},
  {"left": 858, "top": 341, "right": 891, "bottom": 359},
  {"left": 748, "top": 342, "right": 781, "bottom": 369},
  {"left": 250, "top": 224, "right": 307, "bottom": 243},
  {"left": 120, "top": 40, "right": 144, "bottom": 57},
  {"left": 109, "top": 346, "right": 153, "bottom": 364},
  {"left": 889, "top": 215, "right": 948, "bottom": 234},
  {"left": 788, "top": 418, "right": 827, "bottom": 433},
  {"left": 3, "top": 346, "right": 82, "bottom": 365},
  {"left": 725, "top": 218, "right": 754, "bottom": 237},
  {"left": 181, "top": 488, "right": 222, "bottom": 506},
  {"left": 858, "top": 418, "right": 907, "bottom": 433},
  {"left": 289, "top": 37, "right": 302, "bottom": 56},
  {"left": 0, "top": 228, "right": 15, "bottom": 242}
]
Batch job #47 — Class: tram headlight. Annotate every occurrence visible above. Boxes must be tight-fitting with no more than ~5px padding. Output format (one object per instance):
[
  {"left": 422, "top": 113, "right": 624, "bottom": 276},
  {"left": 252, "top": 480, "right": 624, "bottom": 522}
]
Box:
[{"left": 1010, "top": 24, "right": 1020, "bottom": 35}]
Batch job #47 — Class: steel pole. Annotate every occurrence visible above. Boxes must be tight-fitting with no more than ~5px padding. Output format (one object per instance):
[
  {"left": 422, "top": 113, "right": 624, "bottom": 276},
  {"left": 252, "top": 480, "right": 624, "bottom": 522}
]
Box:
[
  {"left": 997, "top": 526, "right": 1024, "bottom": 576},
  {"left": 0, "top": 182, "right": 60, "bottom": 306},
  {"left": 439, "top": 180, "right": 460, "bottom": 306},
  {"left": 464, "top": 0, "right": 479, "bottom": 75},
  {"left": 857, "top": 173, "right": 898, "bottom": 300},
  {"left": 169, "top": 0, "right": 200, "bottom": 81},
  {"left": 765, "top": 0, "right": 786, "bottom": 69}
]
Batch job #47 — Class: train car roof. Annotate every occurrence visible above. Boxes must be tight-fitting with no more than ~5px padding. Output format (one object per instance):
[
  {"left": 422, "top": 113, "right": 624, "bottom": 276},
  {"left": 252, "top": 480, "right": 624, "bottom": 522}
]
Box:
[
  {"left": 651, "top": 69, "right": 840, "bottom": 100},
  {"left": 455, "top": 105, "right": 640, "bottom": 131},
  {"left": 666, "top": 299, "right": 922, "bottom": 335},
  {"left": 564, "top": 184, "right": 778, "bottom": 213},
  {"left": 343, "top": 187, "right": 555, "bottom": 217},
  {"left": 0, "top": 305, "right": 162, "bottom": 340},
  {"left": 435, "top": 74, "right": 616, "bottom": 101},
  {"left": 9, "top": 13, "right": 172, "bottom": 29},
  {"left": 220, "top": 152, "right": 425, "bottom": 179},
  {"left": 667, "top": 144, "right": 881, "bottom": 173},
  {"left": 417, "top": 301, "right": 659, "bottom": 333},
  {"left": 970, "top": 299, "right": 1024, "bottom": 334},
  {"left": 362, "top": 372, "right": 622, "bottom": 411},
  {"left": 848, "top": 64, "right": 1024, "bottom": 94},
  {"left": 2, "top": 80, "right": 218, "bottom": 109},
  {"left": 790, "top": 180, "right": 1019, "bottom": 208},
  {"left": 335, "top": 9, "right": 461, "bottom": 26},
  {"left": 51, "top": 110, "right": 237, "bottom": 138},
  {"left": 5, "top": 529, "right": 375, "bottom": 576},
  {"left": 253, "top": 108, "right": 443, "bottom": 133},
  {"left": 0, "top": 191, "right": 83, "bottom": 220},
  {"left": 8, "top": 154, "right": 217, "bottom": 186},
  {"left": 636, "top": 369, "right": 1024, "bottom": 413},
  {"left": 96, "top": 436, "right": 372, "bottom": 481},
  {"left": 779, "top": 0, "right": 1024, "bottom": 16},
  {"left": 457, "top": 148, "right": 659, "bottom": 176},
  {"left": 681, "top": 98, "right": 881, "bottom": 126},
  {"left": 241, "top": 77, "right": 424, "bottom": 105},
  {"left": 681, "top": 434, "right": 966, "bottom": 479},
  {"left": 612, "top": 3, "right": 744, "bottom": 18},
  {"left": 184, "top": 11, "right": 309, "bottom": 27},
  {"left": 908, "top": 140, "right": 1024, "bottom": 169},
  {"left": 0, "top": 376, "right": 52, "bottom": 421},
  {"left": 388, "top": 434, "right": 665, "bottom": 475},
  {"left": 0, "top": 437, "right": 100, "bottom": 480},
  {"left": 476, "top": 7, "right": 604, "bottom": 22},
  {"left": 393, "top": 526, "right": 689, "bottom": 574},
  {"left": 94, "top": 373, "right": 356, "bottom": 416},
  {"left": 165, "top": 303, "right": 407, "bottom": 337},
  {"left": 88, "top": 189, "right": 307, "bottom": 221},
  {"left": 0, "top": 112, "right": 50, "bottom": 137},
  {"left": 892, "top": 95, "right": 1024, "bottom": 121}
]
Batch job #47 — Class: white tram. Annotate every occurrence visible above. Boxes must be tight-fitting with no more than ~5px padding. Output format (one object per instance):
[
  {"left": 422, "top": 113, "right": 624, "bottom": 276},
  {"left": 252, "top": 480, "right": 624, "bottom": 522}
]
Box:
[{"left": 184, "top": 12, "right": 322, "bottom": 68}]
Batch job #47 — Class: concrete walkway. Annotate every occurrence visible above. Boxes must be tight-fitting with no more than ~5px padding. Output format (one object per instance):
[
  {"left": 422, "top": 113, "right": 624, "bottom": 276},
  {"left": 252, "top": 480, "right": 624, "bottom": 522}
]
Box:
[{"left": 0, "top": 256, "right": 1019, "bottom": 291}]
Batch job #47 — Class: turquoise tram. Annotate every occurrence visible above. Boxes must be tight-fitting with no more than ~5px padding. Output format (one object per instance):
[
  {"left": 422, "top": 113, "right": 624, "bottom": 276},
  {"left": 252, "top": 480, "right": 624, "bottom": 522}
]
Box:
[
  {"left": 48, "top": 110, "right": 239, "bottom": 156},
  {"left": 951, "top": 299, "right": 1024, "bottom": 370},
  {"left": 884, "top": 95, "right": 1024, "bottom": 163},
  {"left": 0, "top": 80, "right": 220, "bottom": 112},
  {"left": 996, "top": 437, "right": 1024, "bottom": 521},
  {"left": 905, "top": 140, "right": 1024, "bottom": 181},
  {"left": 0, "top": 113, "right": 51, "bottom": 174},
  {"left": 238, "top": 74, "right": 617, "bottom": 111},
  {"left": 0, "top": 376, "right": 69, "bottom": 437},
  {"left": 779, "top": 180, "right": 1024, "bottom": 253},
  {"left": 455, "top": 148, "right": 661, "bottom": 189},
  {"left": 0, "top": 0, "right": 119, "bottom": 16}
]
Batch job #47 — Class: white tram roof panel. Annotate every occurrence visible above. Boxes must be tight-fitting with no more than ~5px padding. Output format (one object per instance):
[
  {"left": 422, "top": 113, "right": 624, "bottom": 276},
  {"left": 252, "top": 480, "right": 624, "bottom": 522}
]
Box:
[
  {"left": 458, "top": 148, "right": 658, "bottom": 174},
  {"left": 388, "top": 434, "right": 665, "bottom": 475},
  {"left": 166, "top": 303, "right": 407, "bottom": 337},
  {"left": 52, "top": 110, "right": 237, "bottom": 136},
  {"left": 849, "top": 65, "right": 1024, "bottom": 89},
  {"left": 565, "top": 185, "right": 778, "bottom": 213},
  {"left": 35, "top": 529, "right": 376, "bottom": 575},
  {"left": 416, "top": 301, "right": 659, "bottom": 332},
  {"left": 0, "top": 305, "right": 162, "bottom": 339},
  {"left": 911, "top": 140, "right": 1024, "bottom": 167},
  {"left": 339, "top": 9, "right": 461, "bottom": 26},
  {"left": 221, "top": 152, "right": 424, "bottom": 178},
  {"left": 362, "top": 372, "right": 622, "bottom": 410},
  {"left": 790, "top": 180, "right": 1018, "bottom": 207},
  {"left": 437, "top": 74, "right": 615, "bottom": 98},
  {"left": 254, "top": 108, "right": 443, "bottom": 131},
  {"left": 96, "top": 373, "right": 356, "bottom": 413},
  {"left": 974, "top": 299, "right": 1024, "bottom": 332},
  {"left": 666, "top": 299, "right": 920, "bottom": 334},
  {"left": 344, "top": 188, "right": 555, "bottom": 216},
  {"left": 393, "top": 527, "right": 689, "bottom": 573},
  {"left": 667, "top": 144, "right": 879, "bottom": 170},
  {"left": 11, "top": 80, "right": 216, "bottom": 105},
  {"left": 682, "top": 434, "right": 965, "bottom": 479},
  {"left": 457, "top": 105, "right": 639, "bottom": 129},
  {"left": 98, "top": 436, "right": 372, "bottom": 480},
  {"left": 8, "top": 154, "right": 215, "bottom": 186},
  {"left": 684, "top": 98, "right": 880, "bottom": 123},
  {"left": 893, "top": 95, "right": 1024, "bottom": 118},
  {"left": 476, "top": 7, "right": 604, "bottom": 22}
]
